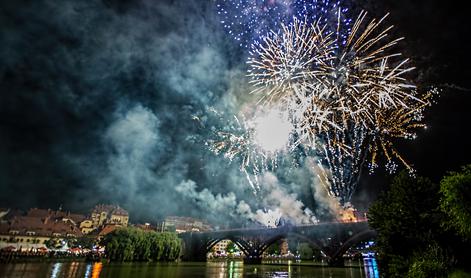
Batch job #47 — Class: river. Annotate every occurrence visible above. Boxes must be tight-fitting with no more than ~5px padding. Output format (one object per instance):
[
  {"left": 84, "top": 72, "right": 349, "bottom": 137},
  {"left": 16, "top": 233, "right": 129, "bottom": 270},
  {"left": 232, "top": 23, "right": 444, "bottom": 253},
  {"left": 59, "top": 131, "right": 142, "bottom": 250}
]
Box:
[{"left": 0, "top": 258, "right": 379, "bottom": 277}]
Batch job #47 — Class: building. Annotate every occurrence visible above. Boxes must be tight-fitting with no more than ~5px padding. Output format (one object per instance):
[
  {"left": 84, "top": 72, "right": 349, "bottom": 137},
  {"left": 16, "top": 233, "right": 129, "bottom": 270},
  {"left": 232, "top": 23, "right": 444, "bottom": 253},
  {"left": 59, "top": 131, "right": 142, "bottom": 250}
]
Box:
[
  {"left": 280, "top": 239, "right": 289, "bottom": 255},
  {"left": 0, "top": 213, "right": 83, "bottom": 251},
  {"left": 26, "top": 208, "right": 87, "bottom": 226},
  {"left": 161, "top": 216, "right": 212, "bottom": 234},
  {"left": 91, "top": 204, "right": 129, "bottom": 228},
  {"left": 208, "top": 240, "right": 242, "bottom": 258},
  {"left": 0, "top": 204, "right": 132, "bottom": 251},
  {"left": 212, "top": 239, "right": 230, "bottom": 255},
  {"left": 134, "top": 223, "right": 157, "bottom": 231}
]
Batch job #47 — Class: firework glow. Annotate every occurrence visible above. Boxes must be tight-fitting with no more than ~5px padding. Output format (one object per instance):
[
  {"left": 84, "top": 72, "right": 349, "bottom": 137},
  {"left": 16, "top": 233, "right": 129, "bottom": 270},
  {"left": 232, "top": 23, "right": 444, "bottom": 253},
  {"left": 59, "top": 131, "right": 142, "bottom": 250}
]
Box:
[
  {"left": 207, "top": 110, "right": 284, "bottom": 195},
  {"left": 253, "top": 108, "right": 293, "bottom": 153}
]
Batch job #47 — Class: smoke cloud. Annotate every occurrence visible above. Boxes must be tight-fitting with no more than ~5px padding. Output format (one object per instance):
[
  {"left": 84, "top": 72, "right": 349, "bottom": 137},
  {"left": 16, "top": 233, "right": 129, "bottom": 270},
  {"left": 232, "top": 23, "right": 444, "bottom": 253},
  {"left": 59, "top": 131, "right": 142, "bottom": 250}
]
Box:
[{"left": 7, "top": 0, "right": 464, "bottom": 226}]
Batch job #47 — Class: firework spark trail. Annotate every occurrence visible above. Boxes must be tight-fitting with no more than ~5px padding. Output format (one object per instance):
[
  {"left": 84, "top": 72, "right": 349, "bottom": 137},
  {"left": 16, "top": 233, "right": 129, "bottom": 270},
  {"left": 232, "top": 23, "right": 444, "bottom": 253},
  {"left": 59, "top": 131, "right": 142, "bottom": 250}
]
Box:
[
  {"left": 328, "top": 12, "right": 422, "bottom": 128},
  {"left": 247, "top": 17, "right": 335, "bottom": 107},
  {"left": 320, "top": 123, "right": 369, "bottom": 203},
  {"left": 208, "top": 115, "right": 266, "bottom": 195},
  {"left": 369, "top": 88, "right": 437, "bottom": 174},
  {"left": 245, "top": 11, "right": 436, "bottom": 203}
]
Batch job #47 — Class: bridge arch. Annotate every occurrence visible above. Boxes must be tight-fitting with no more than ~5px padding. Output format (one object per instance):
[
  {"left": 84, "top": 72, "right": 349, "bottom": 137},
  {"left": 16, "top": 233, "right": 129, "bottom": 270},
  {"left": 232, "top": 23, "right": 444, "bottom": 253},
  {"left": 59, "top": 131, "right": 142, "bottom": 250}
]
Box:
[
  {"left": 205, "top": 236, "right": 252, "bottom": 257},
  {"left": 331, "top": 229, "right": 377, "bottom": 261},
  {"left": 261, "top": 232, "right": 324, "bottom": 257}
]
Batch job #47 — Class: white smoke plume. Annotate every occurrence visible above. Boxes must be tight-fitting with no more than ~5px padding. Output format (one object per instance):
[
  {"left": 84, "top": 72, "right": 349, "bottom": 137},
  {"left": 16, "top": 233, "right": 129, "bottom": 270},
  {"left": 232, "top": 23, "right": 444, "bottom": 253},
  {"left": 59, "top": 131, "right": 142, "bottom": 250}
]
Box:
[
  {"left": 309, "top": 158, "right": 352, "bottom": 218},
  {"left": 258, "top": 173, "right": 319, "bottom": 225}
]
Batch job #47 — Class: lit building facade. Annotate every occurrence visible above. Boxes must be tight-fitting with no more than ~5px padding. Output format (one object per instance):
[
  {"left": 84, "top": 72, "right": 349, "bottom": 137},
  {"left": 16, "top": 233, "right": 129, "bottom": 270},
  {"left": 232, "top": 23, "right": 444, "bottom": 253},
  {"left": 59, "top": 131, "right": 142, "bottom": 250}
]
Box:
[
  {"left": 90, "top": 205, "right": 129, "bottom": 228},
  {"left": 162, "top": 216, "right": 211, "bottom": 233},
  {"left": 0, "top": 210, "right": 83, "bottom": 251}
]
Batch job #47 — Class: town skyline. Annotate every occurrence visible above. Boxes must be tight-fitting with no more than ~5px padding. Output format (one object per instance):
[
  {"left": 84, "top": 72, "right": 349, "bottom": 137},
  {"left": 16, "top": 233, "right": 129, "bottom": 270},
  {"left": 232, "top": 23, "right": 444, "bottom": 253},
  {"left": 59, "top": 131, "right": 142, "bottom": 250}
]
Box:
[{"left": 0, "top": 204, "right": 217, "bottom": 253}]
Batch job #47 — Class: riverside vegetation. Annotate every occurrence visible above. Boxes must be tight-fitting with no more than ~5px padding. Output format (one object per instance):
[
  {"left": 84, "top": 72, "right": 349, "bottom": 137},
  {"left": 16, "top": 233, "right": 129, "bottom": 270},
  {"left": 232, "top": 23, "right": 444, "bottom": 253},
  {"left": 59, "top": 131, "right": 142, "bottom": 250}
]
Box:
[
  {"left": 368, "top": 165, "right": 471, "bottom": 277},
  {"left": 100, "top": 228, "right": 182, "bottom": 262}
]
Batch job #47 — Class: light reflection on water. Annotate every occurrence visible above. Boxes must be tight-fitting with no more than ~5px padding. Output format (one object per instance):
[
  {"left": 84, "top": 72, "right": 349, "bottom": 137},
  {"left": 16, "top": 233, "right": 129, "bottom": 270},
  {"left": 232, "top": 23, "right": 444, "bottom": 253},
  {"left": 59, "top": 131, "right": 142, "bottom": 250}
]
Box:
[
  {"left": 363, "top": 258, "right": 379, "bottom": 278},
  {"left": 0, "top": 258, "right": 380, "bottom": 278},
  {"left": 50, "top": 262, "right": 62, "bottom": 278},
  {"left": 84, "top": 264, "right": 92, "bottom": 278}
]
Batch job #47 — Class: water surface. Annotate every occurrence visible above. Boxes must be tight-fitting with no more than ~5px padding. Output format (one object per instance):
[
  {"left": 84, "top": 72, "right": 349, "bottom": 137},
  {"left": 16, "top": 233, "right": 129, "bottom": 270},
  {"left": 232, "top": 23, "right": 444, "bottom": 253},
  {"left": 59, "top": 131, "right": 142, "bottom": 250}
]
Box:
[{"left": 0, "top": 259, "right": 380, "bottom": 277}]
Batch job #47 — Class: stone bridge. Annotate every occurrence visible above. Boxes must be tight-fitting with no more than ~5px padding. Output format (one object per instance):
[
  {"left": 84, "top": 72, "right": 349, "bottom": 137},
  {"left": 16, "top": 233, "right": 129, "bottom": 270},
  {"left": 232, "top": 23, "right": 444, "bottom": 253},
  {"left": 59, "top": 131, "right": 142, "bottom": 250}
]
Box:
[{"left": 180, "top": 221, "right": 376, "bottom": 266}]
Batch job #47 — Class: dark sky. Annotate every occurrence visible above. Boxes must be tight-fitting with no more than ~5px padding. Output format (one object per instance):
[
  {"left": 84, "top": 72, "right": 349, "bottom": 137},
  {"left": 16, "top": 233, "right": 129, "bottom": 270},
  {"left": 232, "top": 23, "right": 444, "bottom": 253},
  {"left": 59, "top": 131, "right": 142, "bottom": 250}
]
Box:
[{"left": 1, "top": 0, "right": 470, "bottom": 224}]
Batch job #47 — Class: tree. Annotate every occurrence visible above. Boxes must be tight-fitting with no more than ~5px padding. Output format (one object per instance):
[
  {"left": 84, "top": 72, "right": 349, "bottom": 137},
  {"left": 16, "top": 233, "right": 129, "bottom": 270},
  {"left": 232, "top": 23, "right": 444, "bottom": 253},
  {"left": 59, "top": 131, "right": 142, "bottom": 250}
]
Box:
[
  {"left": 265, "top": 240, "right": 281, "bottom": 255},
  {"left": 368, "top": 171, "right": 443, "bottom": 277},
  {"left": 440, "top": 165, "right": 471, "bottom": 239},
  {"left": 100, "top": 227, "right": 182, "bottom": 262},
  {"left": 68, "top": 236, "right": 96, "bottom": 249},
  {"left": 297, "top": 243, "right": 313, "bottom": 260},
  {"left": 225, "top": 241, "right": 236, "bottom": 254},
  {"left": 406, "top": 244, "right": 448, "bottom": 278}
]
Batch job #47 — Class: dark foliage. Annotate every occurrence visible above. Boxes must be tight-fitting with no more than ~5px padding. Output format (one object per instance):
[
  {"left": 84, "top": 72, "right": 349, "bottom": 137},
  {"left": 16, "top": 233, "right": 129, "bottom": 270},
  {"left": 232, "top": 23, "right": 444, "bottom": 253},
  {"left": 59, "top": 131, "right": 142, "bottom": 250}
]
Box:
[
  {"left": 369, "top": 166, "right": 471, "bottom": 277},
  {"left": 100, "top": 227, "right": 182, "bottom": 262}
]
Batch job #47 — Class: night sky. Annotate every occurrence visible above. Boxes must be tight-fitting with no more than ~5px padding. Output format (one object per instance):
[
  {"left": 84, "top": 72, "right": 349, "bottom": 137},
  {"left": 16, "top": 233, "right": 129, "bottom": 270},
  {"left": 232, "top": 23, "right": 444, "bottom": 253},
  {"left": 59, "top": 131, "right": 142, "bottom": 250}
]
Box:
[{"left": 1, "top": 0, "right": 470, "bottom": 224}]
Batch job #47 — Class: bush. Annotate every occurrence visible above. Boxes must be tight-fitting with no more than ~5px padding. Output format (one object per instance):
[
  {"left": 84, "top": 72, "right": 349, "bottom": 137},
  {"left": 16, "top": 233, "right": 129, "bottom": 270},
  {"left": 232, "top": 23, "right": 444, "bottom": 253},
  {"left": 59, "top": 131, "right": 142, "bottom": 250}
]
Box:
[
  {"left": 406, "top": 244, "right": 448, "bottom": 278},
  {"left": 440, "top": 165, "right": 471, "bottom": 240},
  {"left": 449, "top": 270, "right": 471, "bottom": 278}
]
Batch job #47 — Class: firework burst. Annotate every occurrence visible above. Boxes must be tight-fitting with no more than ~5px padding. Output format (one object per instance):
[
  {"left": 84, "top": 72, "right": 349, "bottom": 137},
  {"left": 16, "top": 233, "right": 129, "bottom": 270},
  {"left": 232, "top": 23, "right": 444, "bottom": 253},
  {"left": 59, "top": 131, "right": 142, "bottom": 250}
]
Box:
[{"left": 245, "top": 11, "right": 436, "bottom": 203}]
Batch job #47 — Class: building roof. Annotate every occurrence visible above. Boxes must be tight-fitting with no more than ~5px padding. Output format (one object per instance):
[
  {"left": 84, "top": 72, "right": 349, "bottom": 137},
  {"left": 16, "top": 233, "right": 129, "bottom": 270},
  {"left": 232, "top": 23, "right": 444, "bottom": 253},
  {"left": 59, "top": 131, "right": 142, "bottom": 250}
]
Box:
[
  {"left": 0, "top": 215, "right": 83, "bottom": 237},
  {"left": 27, "top": 208, "right": 87, "bottom": 224},
  {"left": 111, "top": 207, "right": 129, "bottom": 216},
  {"left": 1, "top": 209, "right": 24, "bottom": 220},
  {"left": 92, "top": 204, "right": 129, "bottom": 216},
  {"left": 98, "top": 224, "right": 120, "bottom": 236}
]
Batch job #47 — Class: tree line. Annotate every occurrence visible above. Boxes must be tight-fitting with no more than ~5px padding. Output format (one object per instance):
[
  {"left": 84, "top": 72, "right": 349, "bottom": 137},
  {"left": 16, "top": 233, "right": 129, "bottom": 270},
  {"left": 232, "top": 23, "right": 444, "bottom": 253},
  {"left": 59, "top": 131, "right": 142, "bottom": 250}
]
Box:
[
  {"left": 368, "top": 164, "right": 471, "bottom": 277},
  {"left": 100, "top": 227, "right": 182, "bottom": 262}
]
